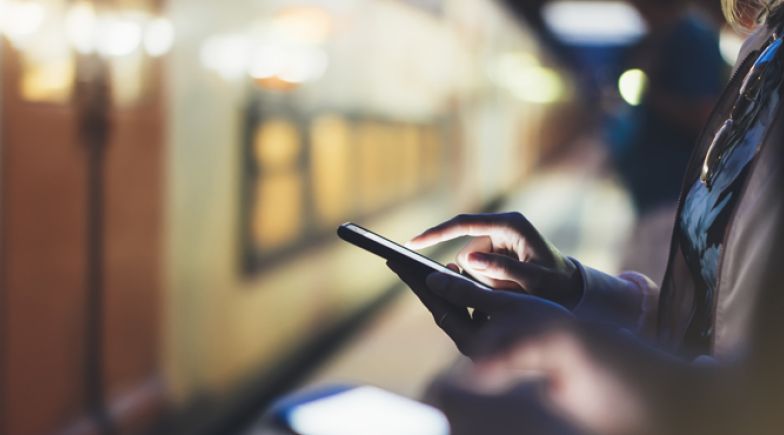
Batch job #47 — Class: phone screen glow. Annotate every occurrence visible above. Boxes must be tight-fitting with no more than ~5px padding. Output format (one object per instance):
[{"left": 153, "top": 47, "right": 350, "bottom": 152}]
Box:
[
  {"left": 347, "top": 224, "right": 491, "bottom": 290},
  {"left": 287, "top": 386, "right": 450, "bottom": 435},
  {"left": 358, "top": 228, "right": 451, "bottom": 272}
]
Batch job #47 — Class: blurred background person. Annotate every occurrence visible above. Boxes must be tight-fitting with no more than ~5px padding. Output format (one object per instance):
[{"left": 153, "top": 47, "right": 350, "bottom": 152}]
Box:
[{"left": 609, "top": 0, "right": 728, "bottom": 281}]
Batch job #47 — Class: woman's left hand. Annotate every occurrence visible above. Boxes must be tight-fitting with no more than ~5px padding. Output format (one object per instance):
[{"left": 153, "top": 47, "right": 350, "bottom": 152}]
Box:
[{"left": 386, "top": 263, "right": 573, "bottom": 357}]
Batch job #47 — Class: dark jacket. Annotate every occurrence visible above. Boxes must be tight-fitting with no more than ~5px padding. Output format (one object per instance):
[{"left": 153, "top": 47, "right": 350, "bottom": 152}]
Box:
[{"left": 572, "top": 19, "right": 783, "bottom": 361}]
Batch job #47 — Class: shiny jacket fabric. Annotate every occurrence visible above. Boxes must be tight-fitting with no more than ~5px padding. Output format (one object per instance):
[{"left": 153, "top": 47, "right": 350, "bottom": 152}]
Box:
[
  {"left": 657, "top": 22, "right": 783, "bottom": 358},
  {"left": 572, "top": 22, "right": 783, "bottom": 360}
]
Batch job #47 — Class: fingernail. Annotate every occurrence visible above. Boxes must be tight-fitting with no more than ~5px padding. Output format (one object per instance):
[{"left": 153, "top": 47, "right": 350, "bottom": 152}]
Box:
[
  {"left": 426, "top": 272, "right": 448, "bottom": 292},
  {"left": 468, "top": 252, "right": 488, "bottom": 269}
]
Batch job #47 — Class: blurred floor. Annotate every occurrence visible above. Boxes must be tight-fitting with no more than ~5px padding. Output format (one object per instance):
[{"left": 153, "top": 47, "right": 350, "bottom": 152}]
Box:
[
  {"left": 294, "top": 135, "right": 636, "bottom": 403},
  {"left": 303, "top": 289, "right": 461, "bottom": 398}
]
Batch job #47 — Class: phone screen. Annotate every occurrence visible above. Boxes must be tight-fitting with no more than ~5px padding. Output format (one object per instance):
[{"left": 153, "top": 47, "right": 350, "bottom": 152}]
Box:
[
  {"left": 344, "top": 223, "right": 452, "bottom": 273},
  {"left": 283, "top": 386, "right": 450, "bottom": 435},
  {"left": 339, "top": 223, "right": 492, "bottom": 291}
]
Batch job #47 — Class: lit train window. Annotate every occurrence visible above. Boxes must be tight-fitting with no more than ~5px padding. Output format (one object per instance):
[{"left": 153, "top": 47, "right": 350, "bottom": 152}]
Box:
[
  {"left": 252, "top": 172, "right": 303, "bottom": 250},
  {"left": 242, "top": 112, "right": 450, "bottom": 273},
  {"left": 421, "top": 126, "right": 444, "bottom": 187},
  {"left": 355, "top": 122, "right": 387, "bottom": 213},
  {"left": 399, "top": 124, "right": 420, "bottom": 197},
  {"left": 254, "top": 119, "right": 302, "bottom": 172},
  {"left": 378, "top": 123, "right": 400, "bottom": 204},
  {"left": 20, "top": 54, "right": 75, "bottom": 104},
  {"left": 310, "top": 115, "right": 352, "bottom": 225},
  {"left": 251, "top": 119, "right": 303, "bottom": 251}
]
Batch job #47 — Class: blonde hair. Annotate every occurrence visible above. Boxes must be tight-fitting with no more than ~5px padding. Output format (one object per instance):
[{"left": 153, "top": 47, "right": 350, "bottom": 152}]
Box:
[{"left": 723, "top": 0, "right": 782, "bottom": 30}]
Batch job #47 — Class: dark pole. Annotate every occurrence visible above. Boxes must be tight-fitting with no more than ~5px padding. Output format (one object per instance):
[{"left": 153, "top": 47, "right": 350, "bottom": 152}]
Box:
[{"left": 75, "top": 52, "right": 114, "bottom": 434}]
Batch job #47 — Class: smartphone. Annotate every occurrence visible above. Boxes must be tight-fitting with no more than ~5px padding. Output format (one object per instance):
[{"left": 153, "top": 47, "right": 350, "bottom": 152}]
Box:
[
  {"left": 337, "top": 222, "right": 492, "bottom": 291},
  {"left": 264, "top": 385, "right": 450, "bottom": 435}
]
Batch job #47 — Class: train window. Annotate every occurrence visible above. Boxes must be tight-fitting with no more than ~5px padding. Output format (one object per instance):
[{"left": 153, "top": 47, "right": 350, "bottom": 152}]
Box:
[
  {"left": 20, "top": 52, "right": 75, "bottom": 104},
  {"left": 421, "top": 126, "right": 444, "bottom": 187},
  {"left": 254, "top": 119, "right": 302, "bottom": 172},
  {"left": 310, "top": 115, "right": 352, "bottom": 225},
  {"left": 241, "top": 111, "right": 450, "bottom": 273},
  {"left": 355, "top": 122, "right": 385, "bottom": 213},
  {"left": 377, "top": 124, "right": 398, "bottom": 204},
  {"left": 252, "top": 172, "right": 303, "bottom": 251},
  {"left": 250, "top": 119, "right": 304, "bottom": 251},
  {"left": 399, "top": 124, "right": 420, "bottom": 197}
]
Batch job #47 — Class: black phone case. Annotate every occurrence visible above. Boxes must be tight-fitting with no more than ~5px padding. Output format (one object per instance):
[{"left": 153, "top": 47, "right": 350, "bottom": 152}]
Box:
[{"left": 337, "top": 223, "right": 439, "bottom": 280}]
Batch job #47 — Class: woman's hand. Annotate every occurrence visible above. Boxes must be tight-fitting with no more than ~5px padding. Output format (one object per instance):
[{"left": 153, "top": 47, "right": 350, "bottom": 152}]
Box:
[
  {"left": 427, "top": 328, "right": 650, "bottom": 435},
  {"left": 386, "top": 264, "right": 573, "bottom": 357},
  {"left": 388, "top": 265, "right": 649, "bottom": 434},
  {"left": 406, "top": 212, "right": 583, "bottom": 308}
]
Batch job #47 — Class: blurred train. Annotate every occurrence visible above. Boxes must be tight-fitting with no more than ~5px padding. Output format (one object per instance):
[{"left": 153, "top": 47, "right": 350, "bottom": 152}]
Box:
[{"left": 0, "top": 0, "right": 587, "bottom": 434}]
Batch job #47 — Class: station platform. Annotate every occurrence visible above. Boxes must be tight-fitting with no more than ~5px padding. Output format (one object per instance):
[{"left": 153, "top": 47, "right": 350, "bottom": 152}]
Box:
[{"left": 293, "top": 137, "right": 637, "bottom": 406}]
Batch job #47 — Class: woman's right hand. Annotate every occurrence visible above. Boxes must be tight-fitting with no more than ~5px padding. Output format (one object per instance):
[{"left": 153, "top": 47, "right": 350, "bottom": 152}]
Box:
[
  {"left": 385, "top": 266, "right": 573, "bottom": 357},
  {"left": 406, "top": 212, "right": 583, "bottom": 309}
]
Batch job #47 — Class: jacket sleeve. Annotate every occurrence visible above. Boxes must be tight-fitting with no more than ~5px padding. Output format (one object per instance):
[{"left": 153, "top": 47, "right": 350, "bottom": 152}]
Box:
[{"left": 569, "top": 257, "right": 660, "bottom": 337}]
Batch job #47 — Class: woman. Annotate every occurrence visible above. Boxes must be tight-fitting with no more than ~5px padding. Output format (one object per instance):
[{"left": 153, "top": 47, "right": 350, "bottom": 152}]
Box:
[{"left": 389, "top": 1, "right": 784, "bottom": 433}]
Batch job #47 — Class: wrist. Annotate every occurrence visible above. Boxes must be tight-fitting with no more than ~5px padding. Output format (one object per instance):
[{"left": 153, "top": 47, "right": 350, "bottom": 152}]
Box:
[
  {"left": 561, "top": 257, "right": 584, "bottom": 310},
  {"left": 568, "top": 258, "right": 647, "bottom": 329}
]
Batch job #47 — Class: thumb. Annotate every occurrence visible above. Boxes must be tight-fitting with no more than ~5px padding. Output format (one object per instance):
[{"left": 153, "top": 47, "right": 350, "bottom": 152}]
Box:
[{"left": 467, "top": 252, "right": 547, "bottom": 293}]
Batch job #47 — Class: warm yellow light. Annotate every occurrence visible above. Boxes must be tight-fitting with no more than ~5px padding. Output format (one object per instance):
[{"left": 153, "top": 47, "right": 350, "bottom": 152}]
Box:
[
  {"left": 252, "top": 173, "right": 303, "bottom": 250},
  {"left": 95, "top": 15, "right": 143, "bottom": 58},
  {"left": 21, "top": 56, "right": 74, "bottom": 103},
  {"left": 491, "top": 52, "right": 565, "bottom": 104},
  {"left": 618, "top": 68, "right": 648, "bottom": 106},
  {"left": 399, "top": 125, "right": 420, "bottom": 197},
  {"left": 248, "top": 45, "right": 284, "bottom": 79},
  {"left": 65, "top": 2, "right": 97, "bottom": 54},
  {"left": 253, "top": 119, "right": 301, "bottom": 171},
  {"left": 509, "top": 66, "right": 565, "bottom": 104},
  {"left": 310, "top": 115, "right": 351, "bottom": 224},
  {"left": 144, "top": 17, "right": 174, "bottom": 57},
  {"left": 0, "top": 0, "right": 5, "bottom": 32},
  {"left": 200, "top": 34, "right": 250, "bottom": 80},
  {"left": 1, "top": 0, "right": 46, "bottom": 47},
  {"left": 274, "top": 6, "right": 333, "bottom": 45},
  {"left": 109, "top": 51, "right": 145, "bottom": 106},
  {"left": 421, "top": 126, "right": 443, "bottom": 187},
  {"left": 248, "top": 45, "right": 328, "bottom": 85},
  {"left": 252, "top": 76, "right": 301, "bottom": 91},
  {"left": 493, "top": 52, "right": 538, "bottom": 84}
]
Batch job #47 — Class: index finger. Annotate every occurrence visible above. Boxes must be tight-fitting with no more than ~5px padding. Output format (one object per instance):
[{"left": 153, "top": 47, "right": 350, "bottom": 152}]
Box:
[{"left": 406, "top": 213, "right": 523, "bottom": 249}]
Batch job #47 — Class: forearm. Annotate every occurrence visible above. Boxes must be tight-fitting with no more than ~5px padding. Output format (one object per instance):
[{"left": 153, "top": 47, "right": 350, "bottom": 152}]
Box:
[
  {"left": 569, "top": 258, "right": 659, "bottom": 335},
  {"left": 575, "top": 323, "right": 745, "bottom": 435}
]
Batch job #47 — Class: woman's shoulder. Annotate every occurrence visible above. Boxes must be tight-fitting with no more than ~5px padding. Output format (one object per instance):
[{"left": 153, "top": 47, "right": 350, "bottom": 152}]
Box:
[{"left": 733, "top": 24, "right": 773, "bottom": 74}]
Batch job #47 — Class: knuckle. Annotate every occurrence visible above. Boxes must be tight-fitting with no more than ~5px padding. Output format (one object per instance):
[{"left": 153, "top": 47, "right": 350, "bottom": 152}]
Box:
[
  {"left": 504, "top": 211, "right": 525, "bottom": 223},
  {"left": 489, "top": 255, "right": 512, "bottom": 271},
  {"left": 501, "top": 212, "right": 527, "bottom": 231}
]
